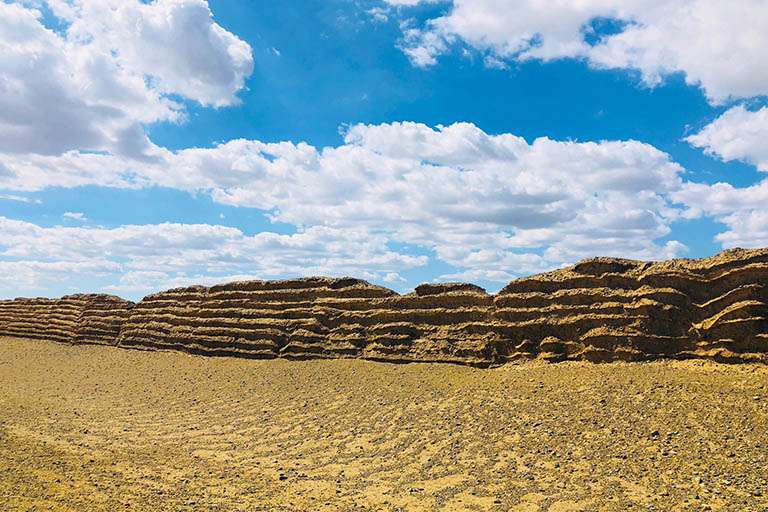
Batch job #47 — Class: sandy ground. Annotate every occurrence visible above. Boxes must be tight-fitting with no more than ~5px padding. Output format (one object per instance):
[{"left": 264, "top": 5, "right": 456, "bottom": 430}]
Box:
[{"left": 0, "top": 337, "right": 767, "bottom": 511}]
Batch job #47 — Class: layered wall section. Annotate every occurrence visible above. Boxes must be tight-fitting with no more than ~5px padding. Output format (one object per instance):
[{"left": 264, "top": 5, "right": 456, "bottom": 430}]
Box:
[
  {"left": 2, "top": 248, "right": 768, "bottom": 364},
  {"left": 116, "top": 278, "right": 504, "bottom": 365},
  {"left": 292, "top": 282, "right": 499, "bottom": 365},
  {"left": 74, "top": 295, "right": 135, "bottom": 345},
  {"left": 495, "top": 248, "right": 768, "bottom": 363},
  {"left": 117, "top": 249, "right": 768, "bottom": 364},
  {"left": 116, "top": 278, "right": 397, "bottom": 359},
  {"left": 0, "top": 294, "right": 133, "bottom": 346}
]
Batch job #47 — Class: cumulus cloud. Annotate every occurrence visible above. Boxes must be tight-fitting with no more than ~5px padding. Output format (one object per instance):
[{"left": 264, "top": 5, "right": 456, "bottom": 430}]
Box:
[
  {"left": 713, "top": 209, "right": 768, "bottom": 249},
  {"left": 388, "top": 0, "right": 768, "bottom": 103},
  {"left": 439, "top": 268, "right": 515, "bottom": 284},
  {"left": 0, "top": 151, "right": 147, "bottom": 191},
  {"left": 385, "top": 0, "right": 440, "bottom": 5},
  {"left": 104, "top": 271, "right": 268, "bottom": 293},
  {"left": 382, "top": 272, "right": 407, "bottom": 283},
  {"left": 55, "top": 0, "right": 254, "bottom": 107},
  {"left": 189, "top": 123, "right": 689, "bottom": 271},
  {"left": 0, "top": 1, "right": 738, "bottom": 295},
  {"left": 656, "top": 105, "right": 768, "bottom": 248},
  {"left": 0, "top": 0, "right": 252, "bottom": 158},
  {"left": 671, "top": 178, "right": 768, "bottom": 251},
  {"left": 664, "top": 104, "right": 768, "bottom": 249},
  {"left": 0, "top": 122, "right": 691, "bottom": 287},
  {"left": 686, "top": 105, "right": 768, "bottom": 172}
]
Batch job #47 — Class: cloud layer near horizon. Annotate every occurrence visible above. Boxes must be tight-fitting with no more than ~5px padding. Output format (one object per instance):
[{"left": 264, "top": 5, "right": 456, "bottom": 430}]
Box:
[{"left": 0, "top": 216, "right": 425, "bottom": 295}]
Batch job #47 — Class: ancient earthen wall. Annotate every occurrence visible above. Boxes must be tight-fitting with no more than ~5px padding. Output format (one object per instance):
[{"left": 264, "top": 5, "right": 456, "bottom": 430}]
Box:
[
  {"left": 2, "top": 249, "right": 767, "bottom": 363},
  {"left": 0, "top": 294, "right": 133, "bottom": 346},
  {"left": 116, "top": 278, "right": 394, "bottom": 358},
  {"left": 74, "top": 294, "right": 135, "bottom": 345},
  {"left": 117, "top": 249, "right": 768, "bottom": 364},
  {"left": 117, "top": 277, "right": 499, "bottom": 364},
  {"left": 495, "top": 248, "right": 768, "bottom": 363}
]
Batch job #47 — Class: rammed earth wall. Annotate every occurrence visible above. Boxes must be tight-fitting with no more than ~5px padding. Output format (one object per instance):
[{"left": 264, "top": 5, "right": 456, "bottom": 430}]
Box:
[
  {"left": 1, "top": 248, "right": 767, "bottom": 364},
  {"left": 0, "top": 294, "right": 133, "bottom": 346}
]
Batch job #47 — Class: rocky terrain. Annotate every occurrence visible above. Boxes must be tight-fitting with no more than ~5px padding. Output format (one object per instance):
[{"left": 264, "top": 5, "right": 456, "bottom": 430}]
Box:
[{"left": 1, "top": 248, "right": 767, "bottom": 364}]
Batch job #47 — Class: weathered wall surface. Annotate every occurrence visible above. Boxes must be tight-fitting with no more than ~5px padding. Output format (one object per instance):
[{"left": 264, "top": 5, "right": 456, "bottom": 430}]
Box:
[
  {"left": 495, "top": 248, "right": 768, "bottom": 363},
  {"left": 117, "top": 278, "right": 391, "bottom": 358},
  {"left": 116, "top": 248, "right": 768, "bottom": 364},
  {"left": 0, "top": 294, "right": 134, "bottom": 346},
  {"left": 2, "top": 249, "right": 767, "bottom": 363},
  {"left": 116, "top": 278, "right": 500, "bottom": 364}
]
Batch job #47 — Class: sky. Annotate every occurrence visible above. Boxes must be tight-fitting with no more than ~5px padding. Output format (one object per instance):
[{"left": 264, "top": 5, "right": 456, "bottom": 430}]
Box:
[{"left": 1, "top": 0, "right": 768, "bottom": 301}]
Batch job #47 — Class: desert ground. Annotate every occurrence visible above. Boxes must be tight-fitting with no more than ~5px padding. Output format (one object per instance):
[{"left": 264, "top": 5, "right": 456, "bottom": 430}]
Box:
[{"left": 0, "top": 336, "right": 766, "bottom": 511}]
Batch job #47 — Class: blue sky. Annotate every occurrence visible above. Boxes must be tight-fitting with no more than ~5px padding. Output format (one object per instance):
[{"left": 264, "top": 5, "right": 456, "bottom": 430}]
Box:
[{"left": 1, "top": 0, "right": 768, "bottom": 300}]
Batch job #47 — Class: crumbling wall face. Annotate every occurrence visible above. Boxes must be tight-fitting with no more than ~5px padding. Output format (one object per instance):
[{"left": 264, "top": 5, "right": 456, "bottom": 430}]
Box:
[
  {"left": 0, "top": 294, "right": 134, "bottom": 346},
  {"left": 495, "top": 250, "right": 768, "bottom": 363},
  {"left": 74, "top": 295, "right": 135, "bottom": 346},
  {"left": 113, "top": 252, "right": 768, "bottom": 365},
  {"left": 116, "top": 278, "right": 502, "bottom": 364}
]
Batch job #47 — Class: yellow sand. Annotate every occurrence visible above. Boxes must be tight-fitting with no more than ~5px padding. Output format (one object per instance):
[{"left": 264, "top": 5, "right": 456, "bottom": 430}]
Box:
[{"left": 0, "top": 337, "right": 766, "bottom": 511}]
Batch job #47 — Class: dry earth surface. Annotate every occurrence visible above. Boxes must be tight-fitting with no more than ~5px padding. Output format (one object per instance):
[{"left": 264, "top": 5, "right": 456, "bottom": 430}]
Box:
[{"left": 1, "top": 336, "right": 767, "bottom": 512}]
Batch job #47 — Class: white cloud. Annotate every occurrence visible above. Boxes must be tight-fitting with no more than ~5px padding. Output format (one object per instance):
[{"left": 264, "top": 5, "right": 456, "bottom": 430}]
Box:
[
  {"left": 0, "top": 194, "right": 40, "bottom": 204},
  {"left": 711, "top": 209, "right": 768, "bottom": 249},
  {"left": 671, "top": 178, "right": 768, "bottom": 251},
  {"left": 0, "top": 0, "right": 708, "bottom": 296},
  {"left": 686, "top": 105, "right": 768, "bottom": 172},
  {"left": 674, "top": 104, "right": 768, "bottom": 247},
  {"left": 0, "top": 260, "right": 123, "bottom": 290},
  {"left": 196, "top": 123, "right": 688, "bottom": 273},
  {"left": 2, "top": 0, "right": 765, "bottom": 299},
  {"left": 400, "top": 24, "right": 448, "bottom": 67},
  {"left": 0, "top": 151, "right": 145, "bottom": 191},
  {"left": 385, "top": 0, "right": 440, "bottom": 5},
  {"left": 0, "top": 1, "right": 252, "bottom": 158},
  {"left": 62, "top": 212, "right": 87, "bottom": 221},
  {"left": 47, "top": 0, "right": 253, "bottom": 107},
  {"left": 0, "top": 217, "right": 426, "bottom": 297},
  {"left": 366, "top": 7, "right": 390, "bottom": 23},
  {"left": 0, "top": 122, "right": 691, "bottom": 286},
  {"left": 389, "top": 0, "right": 768, "bottom": 103},
  {"left": 382, "top": 272, "right": 407, "bottom": 283},
  {"left": 439, "top": 268, "right": 515, "bottom": 284},
  {"left": 104, "top": 271, "right": 275, "bottom": 292},
  {"left": 675, "top": 180, "right": 768, "bottom": 219}
]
